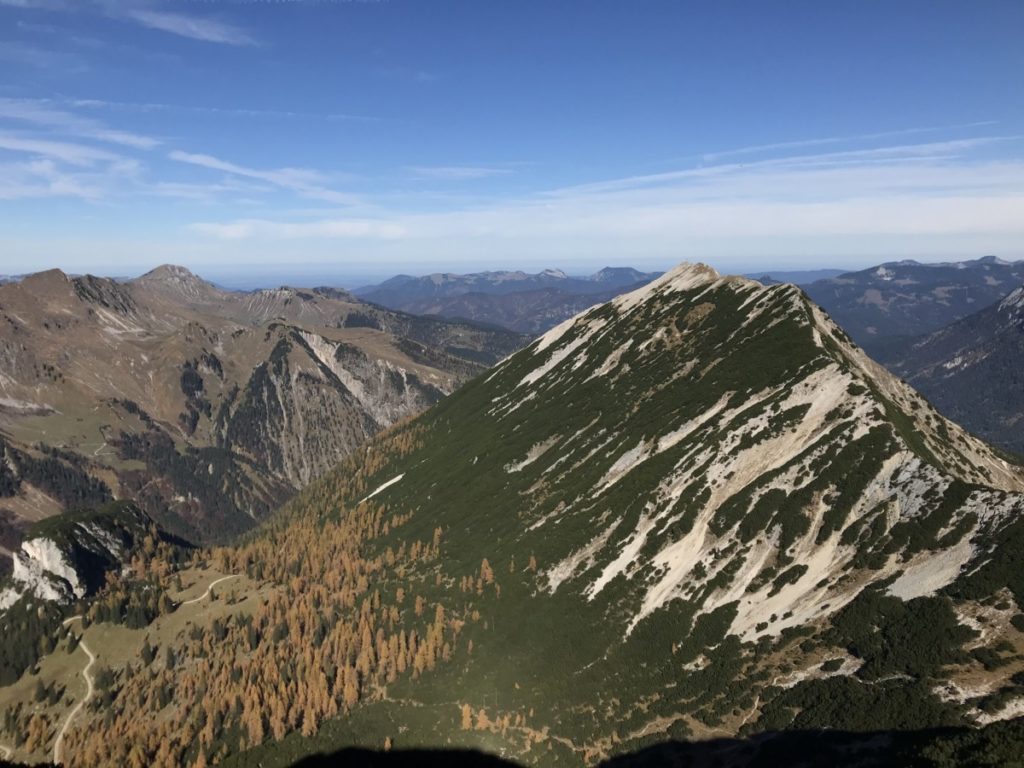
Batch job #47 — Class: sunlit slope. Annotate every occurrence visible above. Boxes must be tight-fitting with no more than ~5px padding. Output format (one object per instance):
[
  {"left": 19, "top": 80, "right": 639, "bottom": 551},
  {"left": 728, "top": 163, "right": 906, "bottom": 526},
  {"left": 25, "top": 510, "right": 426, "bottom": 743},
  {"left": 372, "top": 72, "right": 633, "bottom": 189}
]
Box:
[{"left": 274, "top": 262, "right": 1024, "bottom": 762}]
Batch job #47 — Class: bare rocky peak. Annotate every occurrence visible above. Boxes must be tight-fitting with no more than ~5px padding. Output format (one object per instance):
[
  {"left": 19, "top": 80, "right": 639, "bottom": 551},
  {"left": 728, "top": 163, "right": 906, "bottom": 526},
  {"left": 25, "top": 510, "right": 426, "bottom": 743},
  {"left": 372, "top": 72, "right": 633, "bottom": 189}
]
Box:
[
  {"left": 15, "top": 268, "right": 73, "bottom": 295},
  {"left": 133, "top": 264, "right": 221, "bottom": 302}
]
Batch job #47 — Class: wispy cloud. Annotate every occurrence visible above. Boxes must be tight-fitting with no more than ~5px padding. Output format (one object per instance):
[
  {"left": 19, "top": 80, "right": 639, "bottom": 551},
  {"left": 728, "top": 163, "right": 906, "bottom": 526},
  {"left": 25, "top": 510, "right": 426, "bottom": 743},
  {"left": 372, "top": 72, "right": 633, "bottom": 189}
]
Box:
[
  {"left": 190, "top": 217, "right": 405, "bottom": 240},
  {"left": 0, "top": 134, "right": 122, "bottom": 166},
  {"left": 0, "top": 98, "right": 160, "bottom": 149},
  {"left": 0, "top": 153, "right": 140, "bottom": 201},
  {"left": 120, "top": 8, "right": 255, "bottom": 46},
  {"left": 1, "top": 0, "right": 256, "bottom": 46},
  {"left": 548, "top": 137, "right": 1016, "bottom": 197},
  {"left": 0, "top": 162, "right": 99, "bottom": 201},
  {"left": 169, "top": 150, "right": 360, "bottom": 205},
  {"left": 187, "top": 138, "right": 1024, "bottom": 255},
  {"left": 0, "top": 0, "right": 66, "bottom": 7},
  {"left": 73, "top": 97, "right": 377, "bottom": 122},
  {"left": 408, "top": 165, "right": 514, "bottom": 181},
  {"left": 149, "top": 179, "right": 272, "bottom": 203},
  {"left": 698, "top": 122, "right": 1001, "bottom": 164}
]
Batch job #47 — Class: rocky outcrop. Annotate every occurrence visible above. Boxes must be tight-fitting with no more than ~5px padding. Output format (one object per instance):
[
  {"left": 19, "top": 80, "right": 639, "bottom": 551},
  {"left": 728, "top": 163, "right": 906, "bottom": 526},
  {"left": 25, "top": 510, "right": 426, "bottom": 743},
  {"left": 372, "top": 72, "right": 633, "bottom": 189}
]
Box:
[{"left": 0, "top": 503, "right": 157, "bottom": 610}]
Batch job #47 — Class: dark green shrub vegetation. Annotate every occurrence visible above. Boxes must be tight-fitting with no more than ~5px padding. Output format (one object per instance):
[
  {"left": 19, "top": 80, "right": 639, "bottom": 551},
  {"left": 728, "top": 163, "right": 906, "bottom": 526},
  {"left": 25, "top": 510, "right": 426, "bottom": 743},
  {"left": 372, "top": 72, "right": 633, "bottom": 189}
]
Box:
[
  {"left": 828, "top": 592, "right": 975, "bottom": 681},
  {"left": 0, "top": 596, "right": 67, "bottom": 685}
]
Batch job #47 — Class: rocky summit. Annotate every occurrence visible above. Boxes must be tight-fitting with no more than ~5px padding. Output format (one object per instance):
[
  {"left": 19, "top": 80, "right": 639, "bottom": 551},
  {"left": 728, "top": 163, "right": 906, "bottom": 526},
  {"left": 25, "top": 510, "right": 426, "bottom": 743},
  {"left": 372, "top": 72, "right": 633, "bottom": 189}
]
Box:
[{"left": 218, "top": 262, "right": 1024, "bottom": 764}]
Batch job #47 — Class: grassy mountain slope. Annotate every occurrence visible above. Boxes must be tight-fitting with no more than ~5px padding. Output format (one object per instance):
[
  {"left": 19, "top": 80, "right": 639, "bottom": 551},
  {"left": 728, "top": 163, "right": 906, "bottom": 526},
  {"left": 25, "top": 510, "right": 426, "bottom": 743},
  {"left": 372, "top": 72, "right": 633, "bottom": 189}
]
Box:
[
  {"left": 228, "top": 263, "right": 1024, "bottom": 764},
  {"left": 7, "top": 263, "right": 1024, "bottom": 767}
]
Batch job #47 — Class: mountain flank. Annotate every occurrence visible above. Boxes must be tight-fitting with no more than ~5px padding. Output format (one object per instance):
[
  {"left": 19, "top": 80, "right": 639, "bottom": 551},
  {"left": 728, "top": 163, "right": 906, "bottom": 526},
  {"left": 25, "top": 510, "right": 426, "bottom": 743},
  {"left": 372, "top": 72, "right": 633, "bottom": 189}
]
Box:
[
  {"left": 803, "top": 255, "right": 1024, "bottom": 358},
  {"left": 888, "top": 284, "right": 1024, "bottom": 456},
  {"left": 0, "top": 265, "right": 525, "bottom": 552},
  {"left": 6, "top": 262, "right": 1022, "bottom": 766}
]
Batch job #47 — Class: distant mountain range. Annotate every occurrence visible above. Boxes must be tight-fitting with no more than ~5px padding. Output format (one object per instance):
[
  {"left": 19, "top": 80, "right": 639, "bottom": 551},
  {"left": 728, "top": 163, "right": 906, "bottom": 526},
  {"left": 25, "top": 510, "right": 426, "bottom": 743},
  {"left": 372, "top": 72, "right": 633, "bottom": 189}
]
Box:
[
  {"left": 355, "top": 267, "right": 661, "bottom": 334},
  {"left": 887, "top": 285, "right": 1024, "bottom": 456},
  {"left": 0, "top": 265, "right": 524, "bottom": 560},
  {"left": 744, "top": 268, "right": 847, "bottom": 285},
  {"left": 802, "top": 256, "right": 1024, "bottom": 357}
]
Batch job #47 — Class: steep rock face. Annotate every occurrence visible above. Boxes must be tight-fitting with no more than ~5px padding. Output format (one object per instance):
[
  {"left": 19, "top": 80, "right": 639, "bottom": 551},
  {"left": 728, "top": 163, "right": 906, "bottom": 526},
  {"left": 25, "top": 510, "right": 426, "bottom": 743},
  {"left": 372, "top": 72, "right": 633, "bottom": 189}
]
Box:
[
  {"left": 0, "top": 503, "right": 156, "bottom": 608},
  {"left": 219, "top": 328, "right": 445, "bottom": 488},
  {"left": 5, "top": 538, "right": 82, "bottom": 604},
  {"left": 0, "top": 266, "right": 525, "bottom": 543},
  {"left": 890, "top": 285, "right": 1024, "bottom": 455},
  {"left": 295, "top": 262, "right": 1024, "bottom": 760}
]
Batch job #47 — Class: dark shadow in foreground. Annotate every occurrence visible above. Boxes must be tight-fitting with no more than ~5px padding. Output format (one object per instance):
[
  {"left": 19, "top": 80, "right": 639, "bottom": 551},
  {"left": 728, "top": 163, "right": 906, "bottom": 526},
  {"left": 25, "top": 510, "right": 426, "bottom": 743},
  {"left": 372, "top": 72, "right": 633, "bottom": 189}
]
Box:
[{"left": 288, "top": 722, "right": 1024, "bottom": 767}]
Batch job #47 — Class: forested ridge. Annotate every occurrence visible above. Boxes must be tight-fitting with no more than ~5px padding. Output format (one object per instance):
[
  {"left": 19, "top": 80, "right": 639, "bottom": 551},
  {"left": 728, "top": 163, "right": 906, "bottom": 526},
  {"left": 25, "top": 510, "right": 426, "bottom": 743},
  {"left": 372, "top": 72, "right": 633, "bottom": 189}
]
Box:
[{"left": 53, "top": 422, "right": 506, "bottom": 767}]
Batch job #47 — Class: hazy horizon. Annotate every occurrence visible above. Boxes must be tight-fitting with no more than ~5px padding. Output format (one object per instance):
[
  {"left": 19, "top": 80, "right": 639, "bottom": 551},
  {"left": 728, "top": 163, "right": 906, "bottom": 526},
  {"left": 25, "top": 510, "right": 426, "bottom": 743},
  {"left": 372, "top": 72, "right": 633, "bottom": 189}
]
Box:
[{"left": 4, "top": 254, "right": 1018, "bottom": 292}]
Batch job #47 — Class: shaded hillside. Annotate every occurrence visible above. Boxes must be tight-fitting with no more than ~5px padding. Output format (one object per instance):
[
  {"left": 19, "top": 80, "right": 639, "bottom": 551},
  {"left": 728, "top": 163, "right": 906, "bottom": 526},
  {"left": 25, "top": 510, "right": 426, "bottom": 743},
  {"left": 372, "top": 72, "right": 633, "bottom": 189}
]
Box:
[
  {"left": 355, "top": 268, "right": 660, "bottom": 333},
  {"left": 258, "top": 722, "right": 1024, "bottom": 768},
  {"left": 397, "top": 285, "right": 652, "bottom": 335},
  {"left": 888, "top": 285, "right": 1024, "bottom": 455},
  {"left": 803, "top": 256, "right": 1024, "bottom": 357}
]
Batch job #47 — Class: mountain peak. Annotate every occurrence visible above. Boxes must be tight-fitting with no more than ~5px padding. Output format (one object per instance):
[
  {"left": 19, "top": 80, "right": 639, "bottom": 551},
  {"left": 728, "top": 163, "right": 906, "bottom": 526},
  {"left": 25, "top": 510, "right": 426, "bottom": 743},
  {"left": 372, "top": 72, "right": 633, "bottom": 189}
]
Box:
[
  {"left": 540, "top": 268, "right": 568, "bottom": 279},
  {"left": 14, "top": 268, "right": 77, "bottom": 300},
  {"left": 662, "top": 260, "right": 721, "bottom": 283},
  {"left": 19, "top": 267, "right": 71, "bottom": 287},
  {"left": 133, "top": 264, "right": 219, "bottom": 302},
  {"left": 626, "top": 261, "right": 721, "bottom": 298},
  {"left": 138, "top": 264, "right": 200, "bottom": 282},
  {"left": 301, "top": 257, "right": 1024, "bottom": 736}
]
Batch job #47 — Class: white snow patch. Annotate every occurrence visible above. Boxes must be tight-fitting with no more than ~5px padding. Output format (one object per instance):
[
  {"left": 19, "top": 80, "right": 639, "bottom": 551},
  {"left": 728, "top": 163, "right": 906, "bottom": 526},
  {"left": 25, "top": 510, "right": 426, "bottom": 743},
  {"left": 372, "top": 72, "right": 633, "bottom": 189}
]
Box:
[
  {"left": 596, "top": 441, "right": 650, "bottom": 493},
  {"left": 587, "top": 511, "right": 659, "bottom": 598},
  {"left": 360, "top": 474, "right": 405, "bottom": 503},
  {"left": 1000, "top": 287, "right": 1024, "bottom": 312},
  {"left": 0, "top": 587, "right": 19, "bottom": 611},
  {"left": 935, "top": 679, "right": 997, "bottom": 706},
  {"left": 0, "top": 397, "right": 56, "bottom": 415},
  {"left": 611, "top": 262, "right": 721, "bottom": 314},
  {"left": 545, "top": 525, "right": 615, "bottom": 592},
  {"left": 942, "top": 354, "right": 968, "bottom": 371}
]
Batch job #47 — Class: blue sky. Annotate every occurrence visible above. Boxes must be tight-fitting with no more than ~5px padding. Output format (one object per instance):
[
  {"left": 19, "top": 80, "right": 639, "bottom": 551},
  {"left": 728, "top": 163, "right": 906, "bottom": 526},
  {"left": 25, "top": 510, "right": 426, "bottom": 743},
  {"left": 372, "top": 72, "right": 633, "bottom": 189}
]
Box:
[{"left": 1, "top": 0, "right": 1022, "bottom": 285}]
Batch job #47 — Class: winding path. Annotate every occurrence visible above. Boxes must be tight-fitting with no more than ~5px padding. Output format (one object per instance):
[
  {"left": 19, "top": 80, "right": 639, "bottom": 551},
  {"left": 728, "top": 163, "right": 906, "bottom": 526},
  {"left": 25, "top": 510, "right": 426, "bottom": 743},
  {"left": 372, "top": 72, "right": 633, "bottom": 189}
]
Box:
[
  {"left": 53, "top": 616, "right": 95, "bottom": 766},
  {"left": 179, "top": 575, "right": 238, "bottom": 606},
  {"left": 43, "top": 576, "right": 238, "bottom": 764}
]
